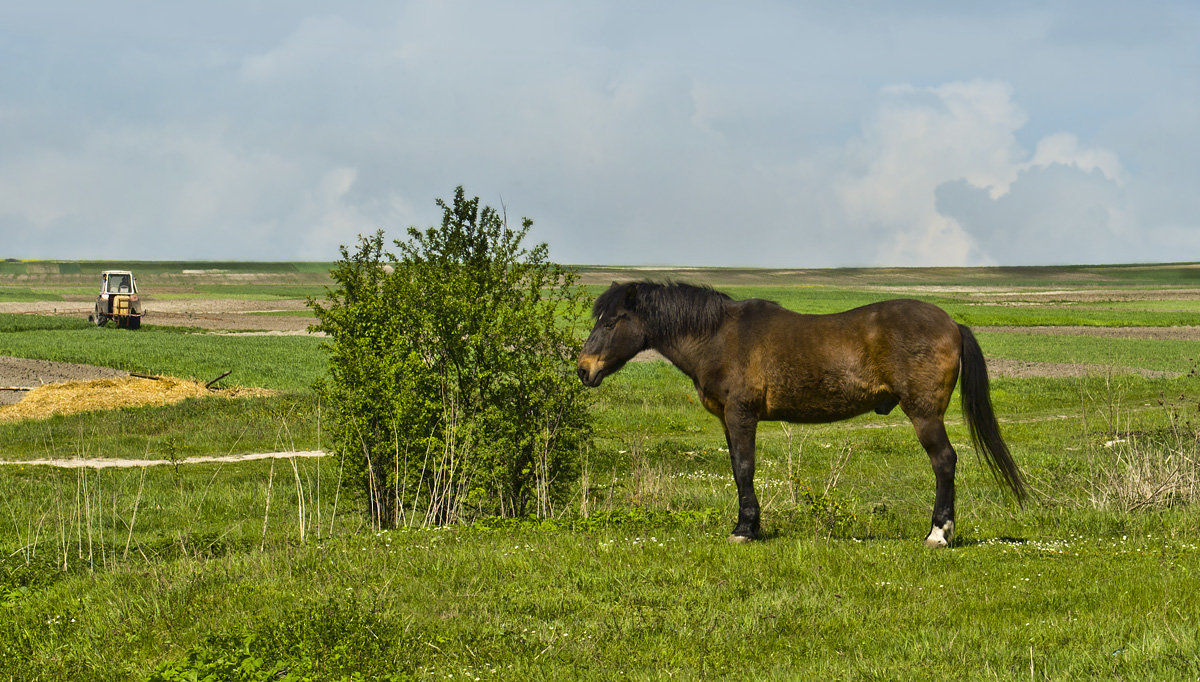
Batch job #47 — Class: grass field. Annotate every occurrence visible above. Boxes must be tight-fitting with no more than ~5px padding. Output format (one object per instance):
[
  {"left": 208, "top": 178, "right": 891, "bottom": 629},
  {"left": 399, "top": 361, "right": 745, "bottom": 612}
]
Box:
[
  {"left": 2, "top": 262, "right": 1200, "bottom": 679},
  {"left": 0, "top": 320, "right": 324, "bottom": 392}
]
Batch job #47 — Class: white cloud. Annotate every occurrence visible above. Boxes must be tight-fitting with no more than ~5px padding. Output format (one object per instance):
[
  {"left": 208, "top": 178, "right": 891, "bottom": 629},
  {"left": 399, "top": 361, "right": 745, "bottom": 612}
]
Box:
[
  {"left": 828, "top": 80, "right": 1129, "bottom": 265},
  {"left": 1026, "top": 132, "right": 1124, "bottom": 184},
  {"left": 832, "top": 81, "right": 1026, "bottom": 264},
  {"left": 937, "top": 165, "right": 1134, "bottom": 265}
]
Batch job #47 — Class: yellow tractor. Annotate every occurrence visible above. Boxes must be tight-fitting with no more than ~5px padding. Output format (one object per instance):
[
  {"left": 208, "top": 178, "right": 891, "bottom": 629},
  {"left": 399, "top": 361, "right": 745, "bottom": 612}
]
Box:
[{"left": 90, "top": 270, "right": 144, "bottom": 329}]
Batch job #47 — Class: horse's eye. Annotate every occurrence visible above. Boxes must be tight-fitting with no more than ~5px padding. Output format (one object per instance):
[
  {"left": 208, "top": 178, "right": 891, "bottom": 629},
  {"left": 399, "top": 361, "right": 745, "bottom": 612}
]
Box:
[{"left": 603, "top": 312, "right": 626, "bottom": 328}]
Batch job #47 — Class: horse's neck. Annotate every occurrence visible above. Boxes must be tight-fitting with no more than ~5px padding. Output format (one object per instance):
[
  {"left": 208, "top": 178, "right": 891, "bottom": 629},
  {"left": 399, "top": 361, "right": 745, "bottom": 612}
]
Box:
[
  {"left": 653, "top": 335, "right": 715, "bottom": 384},
  {"left": 647, "top": 298, "right": 729, "bottom": 382}
]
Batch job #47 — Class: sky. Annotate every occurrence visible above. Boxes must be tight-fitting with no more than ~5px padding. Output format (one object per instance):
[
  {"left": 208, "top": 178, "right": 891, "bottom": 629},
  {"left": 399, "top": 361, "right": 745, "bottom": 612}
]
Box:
[{"left": 2, "top": 1, "right": 1198, "bottom": 267}]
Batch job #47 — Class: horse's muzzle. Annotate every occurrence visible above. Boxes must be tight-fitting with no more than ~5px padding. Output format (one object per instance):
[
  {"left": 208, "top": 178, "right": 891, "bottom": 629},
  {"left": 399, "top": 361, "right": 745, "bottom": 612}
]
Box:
[
  {"left": 577, "top": 354, "right": 605, "bottom": 387},
  {"left": 577, "top": 366, "right": 601, "bottom": 387}
]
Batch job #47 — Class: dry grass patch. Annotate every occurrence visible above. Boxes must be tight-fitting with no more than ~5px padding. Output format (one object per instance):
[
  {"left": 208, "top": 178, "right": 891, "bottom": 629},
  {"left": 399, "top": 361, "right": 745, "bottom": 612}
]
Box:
[{"left": 0, "top": 375, "right": 272, "bottom": 422}]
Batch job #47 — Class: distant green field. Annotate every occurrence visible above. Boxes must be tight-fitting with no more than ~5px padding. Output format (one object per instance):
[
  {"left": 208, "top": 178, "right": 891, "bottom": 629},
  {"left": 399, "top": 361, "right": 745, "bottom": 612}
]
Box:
[
  {"left": 1079, "top": 299, "right": 1200, "bottom": 313},
  {"left": 245, "top": 309, "right": 316, "bottom": 317},
  {"left": 0, "top": 287, "right": 70, "bottom": 302},
  {"left": 978, "top": 331, "right": 1200, "bottom": 374}
]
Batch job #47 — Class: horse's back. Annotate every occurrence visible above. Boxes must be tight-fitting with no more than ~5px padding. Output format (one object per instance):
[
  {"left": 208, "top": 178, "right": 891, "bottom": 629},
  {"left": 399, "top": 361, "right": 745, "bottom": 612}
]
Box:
[
  {"left": 727, "top": 298, "right": 962, "bottom": 422},
  {"left": 733, "top": 297, "right": 958, "bottom": 357}
]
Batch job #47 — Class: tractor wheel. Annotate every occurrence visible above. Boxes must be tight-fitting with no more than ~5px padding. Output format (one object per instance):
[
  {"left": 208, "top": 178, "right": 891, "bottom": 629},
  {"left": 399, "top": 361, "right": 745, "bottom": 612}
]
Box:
[
  {"left": 129, "top": 317, "right": 141, "bottom": 330},
  {"left": 95, "top": 314, "right": 108, "bottom": 327}
]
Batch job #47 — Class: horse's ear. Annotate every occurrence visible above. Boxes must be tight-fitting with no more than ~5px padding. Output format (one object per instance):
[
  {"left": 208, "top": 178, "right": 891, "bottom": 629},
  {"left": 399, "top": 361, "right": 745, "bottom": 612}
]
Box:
[{"left": 623, "top": 283, "right": 638, "bottom": 308}]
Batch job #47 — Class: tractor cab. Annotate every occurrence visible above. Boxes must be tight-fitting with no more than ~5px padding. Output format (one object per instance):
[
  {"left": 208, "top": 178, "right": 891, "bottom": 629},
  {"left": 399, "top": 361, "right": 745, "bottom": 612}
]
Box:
[{"left": 91, "top": 270, "right": 143, "bottom": 329}]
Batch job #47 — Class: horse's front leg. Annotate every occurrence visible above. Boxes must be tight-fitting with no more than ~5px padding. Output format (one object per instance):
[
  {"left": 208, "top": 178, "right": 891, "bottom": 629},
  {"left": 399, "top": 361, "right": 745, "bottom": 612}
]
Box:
[{"left": 723, "top": 407, "right": 760, "bottom": 543}]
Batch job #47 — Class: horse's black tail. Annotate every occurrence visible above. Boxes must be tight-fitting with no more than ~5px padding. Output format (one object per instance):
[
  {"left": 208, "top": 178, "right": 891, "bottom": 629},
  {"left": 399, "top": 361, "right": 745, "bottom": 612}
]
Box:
[{"left": 958, "top": 324, "right": 1027, "bottom": 503}]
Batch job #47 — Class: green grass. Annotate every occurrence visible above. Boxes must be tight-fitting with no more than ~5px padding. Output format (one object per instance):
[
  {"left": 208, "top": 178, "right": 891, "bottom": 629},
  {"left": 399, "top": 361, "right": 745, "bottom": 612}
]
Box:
[
  {"left": 4, "top": 264, "right": 1200, "bottom": 678},
  {"left": 187, "top": 284, "right": 328, "bottom": 299},
  {"left": 0, "top": 326, "right": 324, "bottom": 392},
  {"left": 0, "top": 314, "right": 327, "bottom": 460},
  {"left": 748, "top": 286, "right": 1200, "bottom": 328},
  {"left": 948, "top": 305, "right": 1200, "bottom": 328},
  {"left": 977, "top": 331, "right": 1200, "bottom": 374},
  {"left": 0, "top": 393, "right": 322, "bottom": 460},
  {"left": 0, "top": 313, "right": 94, "bottom": 333},
  {"left": 5, "top": 361, "right": 1198, "bottom": 678},
  {"left": 0, "top": 288, "right": 68, "bottom": 302},
  {"left": 244, "top": 309, "right": 316, "bottom": 317},
  {"left": 2, "top": 467, "right": 1198, "bottom": 679},
  {"left": 1086, "top": 299, "right": 1200, "bottom": 312}
]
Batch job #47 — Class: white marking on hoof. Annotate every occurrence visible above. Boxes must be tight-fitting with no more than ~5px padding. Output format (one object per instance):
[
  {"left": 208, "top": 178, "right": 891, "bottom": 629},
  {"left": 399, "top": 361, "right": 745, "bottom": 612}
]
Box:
[
  {"left": 924, "top": 520, "right": 954, "bottom": 548},
  {"left": 727, "top": 534, "right": 754, "bottom": 544}
]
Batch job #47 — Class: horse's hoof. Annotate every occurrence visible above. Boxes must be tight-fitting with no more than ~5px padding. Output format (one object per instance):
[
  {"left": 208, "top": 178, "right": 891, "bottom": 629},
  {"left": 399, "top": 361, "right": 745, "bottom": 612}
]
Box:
[
  {"left": 924, "top": 520, "right": 954, "bottom": 548},
  {"left": 727, "top": 534, "right": 755, "bottom": 544}
]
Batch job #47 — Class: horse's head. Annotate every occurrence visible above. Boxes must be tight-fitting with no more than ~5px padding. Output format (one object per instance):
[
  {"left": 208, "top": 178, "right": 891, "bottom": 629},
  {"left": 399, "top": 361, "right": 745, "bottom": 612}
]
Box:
[{"left": 577, "top": 283, "right": 649, "bottom": 387}]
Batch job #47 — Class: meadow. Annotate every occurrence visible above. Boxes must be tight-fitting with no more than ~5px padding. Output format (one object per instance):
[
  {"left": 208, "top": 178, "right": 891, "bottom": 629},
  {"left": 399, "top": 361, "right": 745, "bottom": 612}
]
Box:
[{"left": 2, "top": 262, "right": 1200, "bottom": 679}]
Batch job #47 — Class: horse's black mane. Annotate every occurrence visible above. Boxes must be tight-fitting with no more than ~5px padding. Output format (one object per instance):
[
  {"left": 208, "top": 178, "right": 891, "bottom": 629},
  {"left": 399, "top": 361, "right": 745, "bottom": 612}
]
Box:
[{"left": 593, "top": 281, "right": 732, "bottom": 342}]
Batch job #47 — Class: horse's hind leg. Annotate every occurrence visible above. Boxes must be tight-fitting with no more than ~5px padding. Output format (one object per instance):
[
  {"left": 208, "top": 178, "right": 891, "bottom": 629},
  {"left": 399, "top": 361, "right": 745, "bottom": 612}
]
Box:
[{"left": 911, "top": 415, "right": 957, "bottom": 547}]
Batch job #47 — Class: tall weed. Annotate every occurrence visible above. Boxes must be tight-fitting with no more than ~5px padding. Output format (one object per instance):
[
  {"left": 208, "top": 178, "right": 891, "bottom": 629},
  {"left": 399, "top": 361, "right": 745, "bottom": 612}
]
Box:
[{"left": 1085, "top": 373, "right": 1200, "bottom": 511}]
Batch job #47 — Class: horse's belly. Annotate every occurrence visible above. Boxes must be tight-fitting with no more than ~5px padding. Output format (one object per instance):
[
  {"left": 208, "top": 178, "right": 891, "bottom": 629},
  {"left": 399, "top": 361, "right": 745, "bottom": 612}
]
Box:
[
  {"left": 765, "top": 401, "right": 874, "bottom": 424},
  {"left": 762, "top": 376, "right": 883, "bottom": 424}
]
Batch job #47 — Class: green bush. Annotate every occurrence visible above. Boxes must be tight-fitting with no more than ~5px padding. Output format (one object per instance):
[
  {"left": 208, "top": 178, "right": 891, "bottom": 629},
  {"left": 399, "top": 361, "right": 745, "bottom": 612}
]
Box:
[{"left": 310, "top": 187, "right": 591, "bottom": 528}]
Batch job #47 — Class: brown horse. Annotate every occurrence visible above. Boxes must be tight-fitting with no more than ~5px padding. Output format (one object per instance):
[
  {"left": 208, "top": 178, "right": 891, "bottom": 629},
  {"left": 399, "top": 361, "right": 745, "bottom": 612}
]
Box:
[{"left": 577, "top": 281, "right": 1025, "bottom": 546}]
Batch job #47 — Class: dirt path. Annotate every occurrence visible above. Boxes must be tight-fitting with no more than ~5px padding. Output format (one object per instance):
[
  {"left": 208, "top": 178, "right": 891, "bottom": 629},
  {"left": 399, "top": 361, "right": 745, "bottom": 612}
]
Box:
[
  {"left": 984, "top": 325, "right": 1200, "bottom": 341},
  {"left": 139, "top": 298, "right": 316, "bottom": 331},
  {"left": 0, "top": 450, "right": 327, "bottom": 469},
  {"left": 1, "top": 297, "right": 318, "bottom": 332},
  {"left": 984, "top": 358, "right": 1176, "bottom": 380}
]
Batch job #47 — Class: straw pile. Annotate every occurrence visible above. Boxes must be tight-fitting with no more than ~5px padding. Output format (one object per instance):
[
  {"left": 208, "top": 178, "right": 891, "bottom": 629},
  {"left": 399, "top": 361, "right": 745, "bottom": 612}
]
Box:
[{"left": 0, "top": 375, "right": 273, "bottom": 422}]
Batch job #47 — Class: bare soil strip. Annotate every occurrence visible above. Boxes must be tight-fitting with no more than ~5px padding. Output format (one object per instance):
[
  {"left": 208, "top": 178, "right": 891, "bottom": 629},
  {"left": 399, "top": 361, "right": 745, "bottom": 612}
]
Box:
[
  {"left": 0, "top": 450, "right": 326, "bottom": 469},
  {"left": 984, "top": 325, "right": 1200, "bottom": 341},
  {"left": 2, "top": 298, "right": 318, "bottom": 332},
  {"left": 985, "top": 358, "right": 1175, "bottom": 380}
]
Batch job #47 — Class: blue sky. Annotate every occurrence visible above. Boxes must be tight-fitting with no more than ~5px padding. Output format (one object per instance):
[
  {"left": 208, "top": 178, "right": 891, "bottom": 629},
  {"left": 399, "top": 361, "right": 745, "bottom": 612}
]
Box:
[{"left": 2, "top": 1, "right": 1198, "bottom": 266}]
